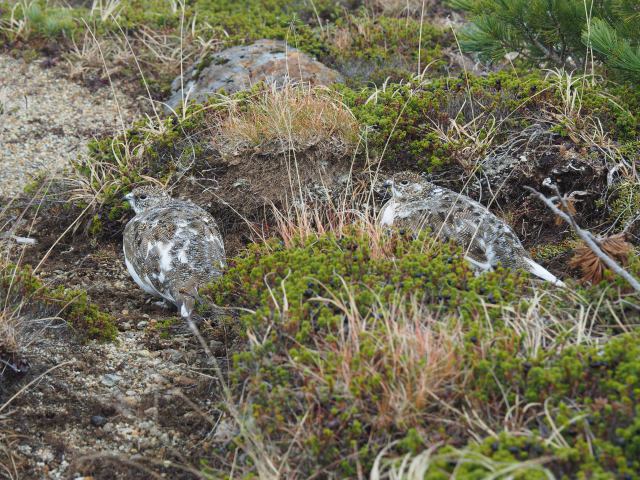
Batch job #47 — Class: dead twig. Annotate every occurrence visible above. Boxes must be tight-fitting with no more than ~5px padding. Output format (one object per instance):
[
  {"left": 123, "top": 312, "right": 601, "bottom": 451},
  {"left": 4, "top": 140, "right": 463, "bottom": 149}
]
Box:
[{"left": 525, "top": 185, "right": 640, "bottom": 292}]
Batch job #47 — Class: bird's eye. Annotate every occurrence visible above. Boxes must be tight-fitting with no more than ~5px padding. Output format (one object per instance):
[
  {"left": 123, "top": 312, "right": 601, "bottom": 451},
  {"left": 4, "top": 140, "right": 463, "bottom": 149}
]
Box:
[
  {"left": 139, "top": 194, "right": 147, "bottom": 200},
  {"left": 400, "top": 180, "right": 410, "bottom": 186}
]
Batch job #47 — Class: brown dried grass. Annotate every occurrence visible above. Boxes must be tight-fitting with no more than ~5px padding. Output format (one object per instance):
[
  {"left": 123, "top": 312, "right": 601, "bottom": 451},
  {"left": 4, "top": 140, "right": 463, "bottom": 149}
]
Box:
[
  {"left": 212, "top": 82, "right": 359, "bottom": 158},
  {"left": 295, "top": 289, "right": 465, "bottom": 431},
  {"left": 569, "top": 233, "right": 633, "bottom": 284}
]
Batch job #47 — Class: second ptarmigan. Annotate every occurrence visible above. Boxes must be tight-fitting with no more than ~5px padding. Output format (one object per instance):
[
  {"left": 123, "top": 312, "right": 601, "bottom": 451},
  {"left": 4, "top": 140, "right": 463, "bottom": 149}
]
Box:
[
  {"left": 380, "top": 171, "right": 564, "bottom": 286},
  {"left": 123, "top": 186, "right": 226, "bottom": 319}
]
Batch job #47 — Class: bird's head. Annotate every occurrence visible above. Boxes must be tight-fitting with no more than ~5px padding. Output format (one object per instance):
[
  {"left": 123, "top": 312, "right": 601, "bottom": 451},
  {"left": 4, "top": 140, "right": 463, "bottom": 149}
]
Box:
[
  {"left": 383, "top": 171, "right": 430, "bottom": 201},
  {"left": 123, "top": 185, "right": 169, "bottom": 214}
]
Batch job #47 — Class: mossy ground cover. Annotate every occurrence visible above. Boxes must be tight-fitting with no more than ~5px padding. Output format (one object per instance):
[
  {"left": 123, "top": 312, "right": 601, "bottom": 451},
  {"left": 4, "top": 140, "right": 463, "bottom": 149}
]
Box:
[
  {"left": 0, "top": 0, "right": 453, "bottom": 97},
  {"left": 0, "top": 262, "right": 117, "bottom": 341},
  {"left": 327, "top": 13, "right": 451, "bottom": 84},
  {"left": 341, "top": 71, "right": 639, "bottom": 172},
  {"left": 201, "top": 229, "right": 640, "bottom": 478},
  {"left": 81, "top": 69, "right": 639, "bottom": 185},
  {"left": 1, "top": 0, "right": 318, "bottom": 46},
  {"left": 0, "top": 0, "right": 330, "bottom": 99}
]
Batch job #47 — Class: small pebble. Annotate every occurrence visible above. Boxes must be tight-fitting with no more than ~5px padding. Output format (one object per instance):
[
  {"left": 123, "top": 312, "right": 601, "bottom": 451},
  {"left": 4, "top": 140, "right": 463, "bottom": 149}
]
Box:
[
  {"left": 91, "top": 415, "right": 108, "bottom": 427},
  {"left": 101, "top": 374, "right": 121, "bottom": 387},
  {"left": 144, "top": 407, "right": 158, "bottom": 417},
  {"left": 173, "top": 375, "right": 197, "bottom": 387}
]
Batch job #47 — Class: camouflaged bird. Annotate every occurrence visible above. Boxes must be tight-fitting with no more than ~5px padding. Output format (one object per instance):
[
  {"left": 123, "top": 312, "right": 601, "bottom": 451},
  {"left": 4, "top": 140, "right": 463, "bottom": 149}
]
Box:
[
  {"left": 379, "top": 171, "right": 564, "bottom": 285},
  {"left": 123, "top": 186, "right": 226, "bottom": 319}
]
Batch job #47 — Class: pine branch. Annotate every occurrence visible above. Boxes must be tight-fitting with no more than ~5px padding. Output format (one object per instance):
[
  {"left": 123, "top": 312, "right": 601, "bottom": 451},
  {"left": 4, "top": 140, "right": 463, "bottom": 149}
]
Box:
[
  {"left": 453, "top": 0, "right": 639, "bottom": 77},
  {"left": 527, "top": 31, "right": 566, "bottom": 65},
  {"left": 585, "top": 18, "right": 640, "bottom": 79}
]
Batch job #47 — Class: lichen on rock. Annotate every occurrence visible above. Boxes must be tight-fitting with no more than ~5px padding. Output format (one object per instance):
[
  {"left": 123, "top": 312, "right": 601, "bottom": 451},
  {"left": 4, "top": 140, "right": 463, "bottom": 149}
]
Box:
[{"left": 167, "top": 39, "right": 344, "bottom": 110}]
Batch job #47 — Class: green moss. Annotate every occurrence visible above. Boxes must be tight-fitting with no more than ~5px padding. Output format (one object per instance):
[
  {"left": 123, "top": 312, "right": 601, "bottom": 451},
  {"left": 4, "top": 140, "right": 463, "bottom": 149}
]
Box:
[
  {"left": 1, "top": 0, "right": 330, "bottom": 57},
  {"left": 199, "top": 225, "right": 640, "bottom": 476},
  {"left": 530, "top": 239, "right": 577, "bottom": 261},
  {"left": 69, "top": 102, "right": 215, "bottom": 235},
  {"left": 88, "top": 214, "right": 103, "bottom": 236},
  {"left": 206, "top": 230, "right": 529, "bottom": 323},
  {"left": 330, "top": 14, "right": 449, "bottom": 85},
  {"left": 339, "top": 71, "right": 639, "bottom": 172},
  {"left": 65, "top": 58, "right": 639, "bottom": 218},
  {"left": 579, "top": 84, "right": 640, "bottom": 141},
  {"left": 480, "top": 332, "right": 640, "bottom": 478},
  {"left": 1, "top": 264, "right": 117, "bottom": 341},
  {"left": 22, "top": 174, "right": 47, "bottom": 196},
  {"left": 436, "top": 324, "right": 640, "bottom": 476},
  {"left": 201, "top": 230, "right": 537, "bottom": 475},
  {"left": 152, "top": 316, "right": 179, "bottom": 339},
  {"left": 6, "top": 2, "right": 81, "bottom": 40},
  {"left": 609, "top": 180, "right": 640, "bottom": 230},
  {"left": 192, "top": 0, "right": 328, "bottom": 57},
  {"left": 337, "top": 72, "right": 547, "bottom": 170}
]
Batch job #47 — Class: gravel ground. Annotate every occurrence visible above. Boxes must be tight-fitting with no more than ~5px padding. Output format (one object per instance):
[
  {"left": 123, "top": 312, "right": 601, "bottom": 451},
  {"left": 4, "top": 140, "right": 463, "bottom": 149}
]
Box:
[
  {"left": 5, "top": 241, "right": 231, "bottom": 479},
  {"left": 0, "top": 54, "right": 138, "bottom": 197},
  {"left": 0, "top": 54, "right": 228, "bottom": 478},
  {"left": 11, "top": 325, "right": 225, "bottom": 479}
]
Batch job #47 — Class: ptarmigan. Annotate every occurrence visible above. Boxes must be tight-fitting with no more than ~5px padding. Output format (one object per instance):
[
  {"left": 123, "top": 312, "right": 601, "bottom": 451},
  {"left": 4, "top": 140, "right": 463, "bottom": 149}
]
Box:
[
  {"left": 123, "top": 186, "right": 226, "bottom": 319},
  {"left": 379, "top": 171, "right": 564, "bottom": 285}
]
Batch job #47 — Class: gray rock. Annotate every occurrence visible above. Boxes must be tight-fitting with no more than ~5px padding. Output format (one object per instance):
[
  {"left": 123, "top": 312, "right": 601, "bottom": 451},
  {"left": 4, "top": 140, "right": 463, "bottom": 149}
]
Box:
[
  {"left": 166, "top": 39, "right": 343, "bottom": 110},
  {"left": 90, "top": 415, "right": 108, "bottom": 427},
  {"left": 144, "top": 407, "right": 158, "bottom": 417},
  {"left": 17, "top": 444, "right": 32, "bottom": 455},
  {"left": 100, "top": 373, "right": 121, "bottom": 387}
]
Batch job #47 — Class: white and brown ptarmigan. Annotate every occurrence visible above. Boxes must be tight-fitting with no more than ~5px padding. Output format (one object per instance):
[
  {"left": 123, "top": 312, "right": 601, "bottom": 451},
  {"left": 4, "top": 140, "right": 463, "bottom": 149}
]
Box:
[
  {"left": 123, "top": 186, "right": 226, "bottom": 319},
  {"left": 379, "top": 171, "right": 564, "bottom": 286}
]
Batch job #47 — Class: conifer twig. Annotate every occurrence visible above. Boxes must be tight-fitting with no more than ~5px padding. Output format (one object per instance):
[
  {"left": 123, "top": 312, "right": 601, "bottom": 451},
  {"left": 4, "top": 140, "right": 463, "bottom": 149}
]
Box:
[{"left": 525, "top": 185, "right": 640, "bottom": 292}]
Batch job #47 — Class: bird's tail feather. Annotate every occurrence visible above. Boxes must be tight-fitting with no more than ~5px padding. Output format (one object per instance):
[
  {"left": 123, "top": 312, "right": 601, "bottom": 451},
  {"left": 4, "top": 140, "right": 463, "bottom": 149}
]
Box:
[
  {"left": 178, "top": 295, "right": 196, "bottom": 319},
  {"left": 523, "top": 257, "right": 566, "bottom": 287}
]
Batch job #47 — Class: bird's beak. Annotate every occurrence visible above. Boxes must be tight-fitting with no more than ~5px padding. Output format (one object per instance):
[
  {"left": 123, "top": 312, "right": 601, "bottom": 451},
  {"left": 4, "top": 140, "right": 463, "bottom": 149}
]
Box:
[
  {"left": 123, "top": 193, "right": 132, "bottom": 202},
  {"left": 382, "top": 180, "right": 392, "bottom": 190}
]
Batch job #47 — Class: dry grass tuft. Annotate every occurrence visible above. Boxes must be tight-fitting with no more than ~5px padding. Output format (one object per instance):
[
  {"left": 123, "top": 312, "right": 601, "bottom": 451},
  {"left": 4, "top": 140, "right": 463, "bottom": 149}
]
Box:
[
  {"left": 0, "top": 310, "right": 19, "bottom": 362},
  {"left": 0, "top": 409, "right": 20, "bottom": 480},
  {"left": 212, "top": 82, "right": 359, "bottom": 158},
  {"left": 63, "top": 24, "right": 217, "bottom": 87},
  {"left": 0, "top": 259, "right": 38, "bottom": 378},
  {"left": 308, "top": 290, "right": 465, "bottom": 429},
  {"left": 569, "top": 233, "right": 633, "bottom": 284},
  {"left": 365, "top": 0, "right": 436, "bottom": 17},
  {"left": 371, "top": 445, "right": 554, "bottom": 480},
  {"left": 0, "top": 237, "right": 23, "bottom": 374},
  {"left": 266, "top": 166, "right": 402, "bottom": 261},
  {"left": 272, "top": 195, "right": 386, "bottom": 250},
  {"left": 0, "top": 239, "right": 28, "bottom": 480}
]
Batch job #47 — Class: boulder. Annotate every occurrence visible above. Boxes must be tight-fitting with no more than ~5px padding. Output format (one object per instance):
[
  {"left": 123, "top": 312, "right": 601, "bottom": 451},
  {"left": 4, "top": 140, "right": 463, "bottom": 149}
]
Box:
[{"left": 166, "top": 39, "right": 343, "bottom": 109}]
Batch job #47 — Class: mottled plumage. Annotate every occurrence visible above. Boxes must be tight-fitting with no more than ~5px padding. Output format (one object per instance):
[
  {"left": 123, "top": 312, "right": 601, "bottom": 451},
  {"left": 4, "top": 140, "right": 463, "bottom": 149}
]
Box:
[
  {"left": 380, "top": 172, "right": 564, "bottom": 285},
  {"left": 123, "top": 186, "right": 226, "bottom": 319}
]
